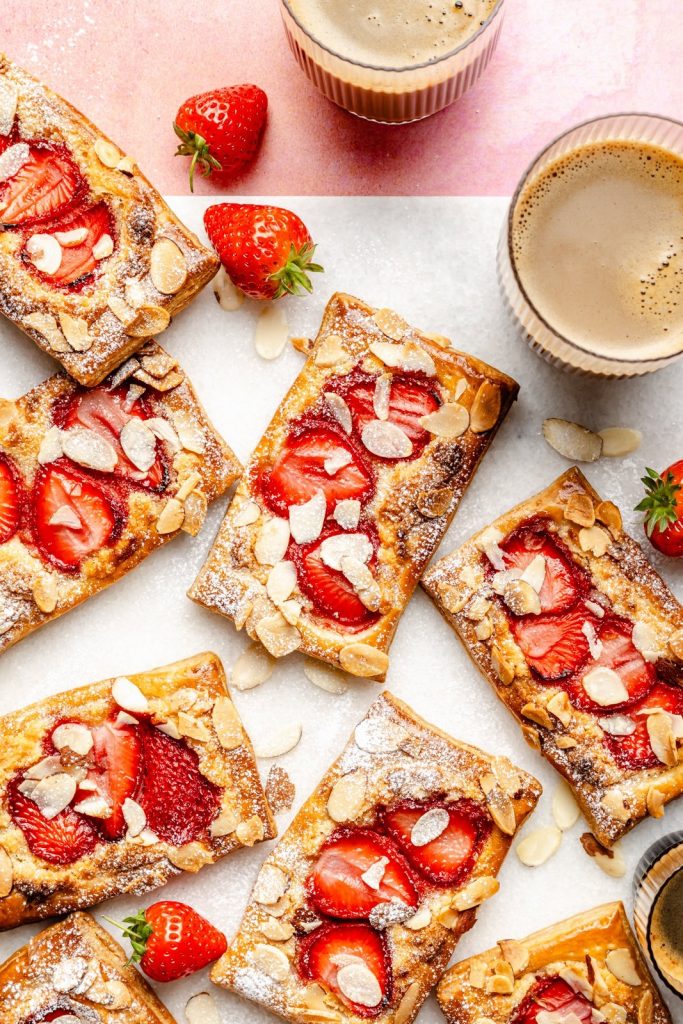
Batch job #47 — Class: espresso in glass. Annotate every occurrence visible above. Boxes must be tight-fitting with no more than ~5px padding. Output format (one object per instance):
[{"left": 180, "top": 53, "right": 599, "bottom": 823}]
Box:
[{"left": 650, "top": 869, "right": 683, "bottom": 995}]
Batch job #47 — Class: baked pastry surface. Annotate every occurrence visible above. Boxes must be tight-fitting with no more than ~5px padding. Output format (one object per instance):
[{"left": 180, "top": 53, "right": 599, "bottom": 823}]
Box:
[
  {"left": 190, "top": 292, "right": 518, "bottom": 679},
  {"left": 211, "top": 690, "right": 541, "bottom": 1024},
  {"left": 0, "top": 651, "right": 275, "bottom": 929},
  {"left": 0, "top": 910, "right": 177, "bottom": 1022},
  {"left": 437, "top": 901, "right": 671, "bottom": 1024},
  {"left": 0, "top": 344, "right": 240, "bottom": 656},
  {"left": 422, "top": 468, "right": 683, "bottom": 848},
  {"left": 0, "top": 56, "right": 219, "bottom": 385}
]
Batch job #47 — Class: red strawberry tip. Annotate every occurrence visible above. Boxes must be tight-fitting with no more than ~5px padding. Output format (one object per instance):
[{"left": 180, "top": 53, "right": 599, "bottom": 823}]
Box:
[
  {"left": 270, "top": 240, "right": 324, "bottom": 299},
  {"left": 173, "top": 122, "right": 222, "bottom": 193}
]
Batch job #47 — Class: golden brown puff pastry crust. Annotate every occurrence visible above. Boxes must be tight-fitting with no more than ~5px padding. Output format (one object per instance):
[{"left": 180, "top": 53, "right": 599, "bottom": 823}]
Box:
[
  {"left": 0, "top": 910, "right": 177, "bottom": 1022},
  {"left": 437, "top": 901, "right": 671, "bottom": 1024},
  {"left": 211, "top": 691, "right": 541, "bottom": 1024},
  {"left": 0, "top": 343, "right": 240, "bottom": 656},
  {"left": 422, "top": 468, "right": 683, "bottom": 848},
  {"left": 0, "top": 651, "right": 275, "bottom": 929},
  {"left": 190, "top": 292, "right": 519, "bottom": 680},
  {"left": 0, "top": 56, "right": 219, "bottom": 386}
]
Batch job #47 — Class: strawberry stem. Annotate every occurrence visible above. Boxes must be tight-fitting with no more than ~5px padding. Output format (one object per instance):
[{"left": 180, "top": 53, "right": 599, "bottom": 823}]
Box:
[
  {"left": 173, "top": 123, "right": 222, "bottom": 193},
  {"left": 270, "top": 241, "right": 324, "bottom": 299},
  {"left": 635, "top": 467, "right": 682, "bottom": 537},
  {"left": 104, "top": 910, "right": 152, "bottom": 963}
]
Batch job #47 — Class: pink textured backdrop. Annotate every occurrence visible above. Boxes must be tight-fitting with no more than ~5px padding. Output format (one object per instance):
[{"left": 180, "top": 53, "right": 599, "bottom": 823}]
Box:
[{"left": 3, "top": 0, "right": 683, "bottom": 196}]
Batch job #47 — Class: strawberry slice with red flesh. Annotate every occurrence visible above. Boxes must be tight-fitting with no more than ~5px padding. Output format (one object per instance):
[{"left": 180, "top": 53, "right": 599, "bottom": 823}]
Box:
[
  {"left": 32, "top": 464, "right": 121, "bottom": 572},
  {"left": 566, "top": 615, "right": 656, "bottom": 714},
  {"left": 511, "top": 603, "right": 593, "bottom": 682},
  {"left": 260, "top": 424, "right": 373, "bottom": 517},
  {"left": 298, "top": 923, "right": 390, "bottom": 1019},
  {"left": 604, "top": 681, "right": 683, "bottom": 772},
  {"left": 341, "top": 373, "right": 440, "bottom": 459},
  {"left": 135, "top": 723, "right": 221, "bottom": 846},
  {"left": 61, "top": 385, "right": 166, "bottom": 490},
  {"left": 292, "top": 526, "right": 379, "bottom": 630},
  {"left": 308, "top": 829, "right": 418, "bottom": 920},
  {"left": 83, "top": 718, "right": 142, "bottom": 841},
  {"left": 28, "top": 201, "right": 114, "bottom": 288},
  {"left": 500, "top": 524, "right": 586, "bottom": 614},
  {"left": 383, "top": 799, "right": 491, "bottom": 887},
  {"left": 7, "top": 776, "right": 99, "bottom": 865},
  {"left": 512, "top": 977, "right": 593, "bottom": 1024},
  {"left": 0, "top": 455, "right": 21, "bottom": 544},
  {"left": 0, "top": 144, "right": 82, "bottom": 227}
]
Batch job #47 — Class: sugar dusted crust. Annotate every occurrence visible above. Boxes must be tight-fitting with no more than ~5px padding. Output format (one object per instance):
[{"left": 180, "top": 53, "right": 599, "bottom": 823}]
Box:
[
  {"left": 0, "top": 652, "right": 275, "bottom": 929},
  {"left": 0, "top": 911, "right": 177, "bottom": 1021},
  {"left": 190, "top": 292, "right": 519, "bottom": 680},
  {"left": 437, "top": 901, "right": 671, "bottom": 1024},
  {"left": 0, "top": 56, "right": 219, "bottom": 386},
  {"left": 422, "top": 468, "right": 683, "bottom": 847},
  {"left": 211, "top": 691, "right": 541, "bottom": 1024},
  {"left": 0, "top": 343, "right": 240, "bottom": 656}
]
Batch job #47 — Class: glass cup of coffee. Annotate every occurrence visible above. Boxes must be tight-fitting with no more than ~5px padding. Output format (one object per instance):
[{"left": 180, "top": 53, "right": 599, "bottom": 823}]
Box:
[
  {"left": 633, "top": 831, "right": 683, "bottom": 1000},
  {"left": 498, "top": 113, "right": 683, "bottom": 378},
  {"left": 279, "top": 0, "right": 505, "bottom": 124}
]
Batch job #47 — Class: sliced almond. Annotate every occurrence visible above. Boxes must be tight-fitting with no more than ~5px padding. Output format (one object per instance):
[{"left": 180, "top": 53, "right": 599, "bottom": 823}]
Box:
[
  {"left": 94, "top": 137, "right": 122, "bottom": 167},
  {"left": 552, "top": 781, "right": 580, "bottom": 830},
  {"left": 181, "top": 490, "right": 208, "bottom": 536},
  {"left": 92, "top": 233, "right": 113, "bottom": 260},
  {"left": 360, "top": 857, "right": 388, "bottom": 891},
  {"left": 327, "top": 770, "right": 366, "bottom": 823},
  {"left": 470, "top": 381, "right": 502, "bottom": 433},
  {"left": 485, "top": 971, "right": 514, "bottom": 996},
  {"left": 404, "top": 905, "right": 432, "bottom": 931},
  {"left": 339, "top": 643, "right": 388, "bottom": 678},
  {"left": 522, "top": 702, "right": 554, "bottom": 730},
  {"left": 122, "top": 797, "right": 146, "bottom": 838},
  {"left": 255, "top": 518, "right": 290, "bottom": 565},
  {"left": 499, "top": 939, "right": 529, "bottom": 975},
  {"left": 480, "top": 773, "right": 516, "bottom": 835},
  {"left": 595, "top": 500, "right": 623, "bottom": 532},
  {"left": 371, "top": 338, "right": 436, "bottom": 376},
  {"left": 0, "top": 81, "right": 18, "bottom": 136},
  {"left": 598, "top": 714, "right": 636, "bottom": 737},
  {"left": 638, "top": 991, "right": 654, "bottom": 1024},
  {"left": 120, "top": 417, "right": 156, "bottom": 472},
  {"left": 337, "top": 961, "right": 382, "bottom": 1008},
  {"left": 647, "top": 712, "right": 678, "bottom": 766},
  {"left": 267, "top": 560, "right": 297, "bottom": 605},
  {"left": 254, "top": 863, "right": 289, "bottom": 905},
  {"left": 24, "top": 311, "right": 69, "bottom": 352},
  {"left": 565, "top": 492, "right": 596, "bottom": 527},
  {"left": 52, "top": 723, "right": 93, "bottom": 756},
  {"left": 54, "top": 226, "right": 88, "bottom": 247},
  {"left": 520, "top": 554, "right": 547, "bottom": 594},
  {"left": 112, "top": 676, "right": 149, "bottom": 713},
  {"left": 255, "top": 305, "right": 289, "bottom": 360},
  {"left": 543, "top": 418, "right": 603, "bottom": 462},
  {"left": 212, "top": 696, "right": 243, "bottom": 750},
  {"left": 605, "top": 948, "right": 640, "bottom": 986},
  {"left": 255, "top": 611, "right": 301, "bottom": 657},
  {"left": 156, "top": 497, "right": 184, "bottom": 534},
  {"left": 150, "top": 237, "right": 187, "bottom": 294},
  {"left": 411, "top": 807, "right": 449, "bottom": 846},
  {"left": 233, "top": 498, "right": 261, "bottom": 527},
  {"left": 341, "top": 556, "right": 380, "bottom": 611},
  {"left": 578, "top": 525, "right": 611, "bottom": 557},
  {"left": 602, "top": 790, "right": 631, "bottom": 823},
  {"left": 232, "top": 643, "right": 276, "bottom": 692},
  {"left": 210, "top": 806, "right": 239, "bottom": 837},
  {"left": 516, "top": 825, "right": 562, "bottom": 866},
  {"left": 354, "top": 718, "right": 407, "bottom": 753},
  {"left": 598, "top": 427, "right": 642, "bottom": 457},
  {"left": 324, "top": 392, "right": 352, "bottom": 433},
  {"left": 32, "top": 575, "right": 58, "bottom": 614},
  {"left": 236, "top": 815, "right": 266, "bottom": 846},
  {"left": 31, "top": 773, "right": 77, "bottom": 819},
  {"left": 303, "top": 660, "right": 349, "bottom": 695},
  {"left": 582, "top": 666, "right": 628, "bottom": 707},
  {"left": 26, "top": 233, "right": 63, "bottom": 275},
  {"left": 419, "top": 402, "right": 469, "bottom": 438},
  {"left": 452, "top": 875, "right": 500, "bottom": 911},
  {"left": 212, "top": 265, "right": 244, "bottom": 310},
  {"left": 261, "top": 916, "right": 295, "bottom": 942},
  {"left": 58, "top": 313, "right": 92, "bottom": 352},
  {"left": 580, "top": 833, "right": 626, "bottom": 877},
  {"left": 63, "top": 427, "right": 118, "bottom": 473},
  {"left": 290, "top": 490, "right": 326, "bottom": 545},
  {"left": 361, "top": 419, "right": 413, "bottom": 458},
  {"left": 125, "top": 304, "right": 171, "bottom": 337},
  {"left": 185, "top": 992, "right": 221, "bottom": 1024},
  {"left": 0, "top": 846, "right": 13, "bottom": 897},
  {"left": 394, "top": 981, "right": 421, "bottom": 1024},
  {"left": 254, "top": 721, "right": 302, "bottom": 758},
  {"left": 632, "top": 622, "right": 661, "bottom": 663},
  {"left": 320, "top": 532, "right": 372, "bottom": 570},
  {"left": 107, "top": 295, "right": 135, "bottom": 326},
  {"left": 52, "top": 956, "right": 89, "bottom": 993},
  {"left": 0, "top": 143, "right": 29, "bottom": 184},
  {"left": 547, "top": 690, "right": 573, "bottom": 727},
  {"left": 253, "top": 943, "right": 290, "bottom": 982},
  {"left": 324, "top": 448, "right": 352, "bottom": 476},
  {"left": 373, "top": 374, "right": 391, "bottom": 420},
  {"left": 491, "top": 644, "right": 515, "bottom": 685},
  {"left": 468, "top": 960, "right": 488, "bottom": 989},
  {"left": 373, "top": 308, "right": 408, "bottom": 340},
  {"left": 504, "top": 579, "right": 541, "bottom": 616},
  {"left": 314, "top": 334, "right": 346, "bottom": 367}
]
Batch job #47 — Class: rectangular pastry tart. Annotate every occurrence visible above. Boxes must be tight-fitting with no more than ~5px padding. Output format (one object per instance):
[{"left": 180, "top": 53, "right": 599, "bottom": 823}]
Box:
[
  {"left": 437, "top": 901, "right": 672, "bottom": 1024},
  {"left": 422, "top": 468, "right": 683, "bottom": 848},
  {"left": 0, "top": 910, "right": 176, "bottom": 1022},
  {"left": 0, "top": 56, "right": 219, "bottom": 386},
  {"left": 211, "top": 690, "right": 541, "bottom": 1024},
  {"left": 0, "top": 652, "right": 275, "bottom": 929},
  {"left": 190, "top": 292, "right": 518, "bottom": 680},
  {"left": 0, "top": 344, "right": 240, "bottom": 656}
]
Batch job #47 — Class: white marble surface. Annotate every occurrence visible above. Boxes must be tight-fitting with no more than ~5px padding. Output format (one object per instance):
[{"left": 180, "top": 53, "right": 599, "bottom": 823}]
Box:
[{"left": 1, "top": 197, "right": 682, "bottom": 1023}]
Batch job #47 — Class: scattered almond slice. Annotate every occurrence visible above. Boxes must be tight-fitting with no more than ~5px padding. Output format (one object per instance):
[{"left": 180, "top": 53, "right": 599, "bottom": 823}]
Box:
[
  {"left": 579, "top": 525, "right": 611, "bottom": 556},
  {"left": 632, "top": 622, "right": 660, "bottom": 663},
  {"left": 255, "top": 611, "right": 301, "bottom": 657},
  {"left": 54, "top": 226, "right": 88, "bottom": 247},
  {"left": 62, "top": 427, "right": 117, "bottom": 473},
  {"left": 320, "top": 532, "right": 372, "bottom": 570},
  {"left": 333, "top": 498, "right": 361, "bottom": 530},
  {"left": 254, "top": 863, "right": 289, "bottom": 905},
  {"left": 324, "top": 448, "right": 353, "bottom": 476},
  {"left": 503, "top": 579, "right": 541, "bottom": 616},
  {"left": 0, "top": 81, "right": 18, "bottom": 136},
  {"left": 92, "top": 234, "right": 113, "bottom": 260},
  {"left": 267, "top": 560, "right": 297, "bottom": 605},
  {"left": 564, "top": 493, "right": 596, "bottom": 528},
  {"left": 303, "top": 661, "right": 350, "bottom": 694},
  {"left": 324, "top": 392, "right": 352, "bottom": 433},
  {"left": 520, "top": 554, "right": 547, "bottom": 593},
  {"left": 452, "top": 875, "right": 499, "bottom": 911},
  {"left": 120, "top": 418, "right": 156, "bottom": 472},
  {"left": 112, "top": 676, "right": 149, "bottom": 713},
  {"left": 150, "top": 237, "right": 187, "bottom": 295},
  {"left": 58, "top": 313, "right": 92, "bottom": 352},
  {"left": 122, "top": 797, "right": 146, "bottom": 838},
  {"left": 647, "top": 712, "right": 678, "bottom": 766},
  {"left": 0, "top": 846, "right": 12, "bottom": 898},
  {"left": 598, "top": 427, "right": 642, "bottom": 457},
  {"left": 26, "top": 233, "right": 62, "bottom": 276},
  {"left": 361, "top": 419, "right": 412, "bottom": 458},
  {"left": 327, "top": 770, "right": 367, "bottom": 822},
  {"left": 255, "top": 304, "right": 289, "bottom": 360},
  {"left": 543, "top": 418, "right": 603, "bottom": 462},
  {"left": 580, "top": 833, "right": 626, "bottom": 877},
  {"left": 598, "top": 714, "right": 636, "bottom": 736},
  {"left": 94, "top": 137, "right": 122, "bottom": 167},
  {"left": 253, "top": 943, "right": 291, "bottom": 982},
  {"left": 552, "top": 782, "right": 580, "bottom": 830},
  {"left": 337, "top": 961, "right": 382, "bottom": 1008},
  {"left": 582, "top": 666, "right": 628, "bottom": 706},
  {"left": 315, "top": 334, "right": 346, "bottom": 367},
  {"left": 52, "top": 723, "right": 93, "bottom": 756},
  {"left": 411, "top": 807, "right": 449, "bottom": 846},
  {"left": 31, "top": 774, "right": 77, "bottom": 819},
  {"left": 516, "top": 825, "right": 562, "bottom": 866},
  {"left": 24, "top": 311, "right": 69, "bottom": 352},
  {"left": 470, "top": 381, "right": 502, "bottom": 433},
  {"left": 368, "top": 339, "right": 436, "bottom": 376},
  {"left": 185, "top": 992, "right": 221, "bottom": 1024},
  {"left": 339, "top": 643, "right": 388, "bottom": 678},
  {"left": 125, "top": 304, "right": 171, "bottom": 338},
  {"left": 156, "top": 497, "right": 184, "bottom": 534},
  {"left": 290, "top": 490, "right": 326, "bottom": 544},
  {"left": 32, "top": 574, "right": 58, "bottom": 613},
  {"left": 254, "top": 721, "right": 302, "bottom": 758},
  {"left": 213, "top": 266, "right": 244, "bottom": 310},
  {"left": 212, "top": 696, "right": 243, "bottom": 750},
  {"left": 373, "top": 374, "right": 391, "bottom": 420},
  {"left": 605, "top": 948, "right": 641, "bottom": 986},
  {"left": 234, "top": 498, "right": 261, "bottom": 527},
  {"left": 419, "top": 402, "right": 469, "bottom": 438},
  {"left": 255, "top": 518, "right": 291, "bottom": 565}
]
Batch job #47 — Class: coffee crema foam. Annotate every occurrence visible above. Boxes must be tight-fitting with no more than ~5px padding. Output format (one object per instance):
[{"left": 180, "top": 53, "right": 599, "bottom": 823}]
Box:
[
  {"left": 512, "top": 140, "right": 683, "bottom": 361},
  {"left": 286, "top": 0, "right": 498, "bottom": 68},
  {"left": 650, "top": 869, "right": 683, "bottom": 991}
]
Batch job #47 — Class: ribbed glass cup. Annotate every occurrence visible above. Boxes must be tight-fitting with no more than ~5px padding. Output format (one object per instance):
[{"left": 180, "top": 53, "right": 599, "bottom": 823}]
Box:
[
  {"left": 279, "top": 0, "right": 505, "bottom": 124},
  {"left": 633, "top": 831, "right": 683, "bottom": 1000},
  {"left": 498, "top": 113, "right": 683, "bottom": 378}
]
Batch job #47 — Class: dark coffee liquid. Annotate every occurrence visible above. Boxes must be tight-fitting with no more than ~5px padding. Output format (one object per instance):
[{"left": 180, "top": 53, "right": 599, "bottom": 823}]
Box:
[{"left": 651, "top": 868, "right": 683, "bottom": 989}]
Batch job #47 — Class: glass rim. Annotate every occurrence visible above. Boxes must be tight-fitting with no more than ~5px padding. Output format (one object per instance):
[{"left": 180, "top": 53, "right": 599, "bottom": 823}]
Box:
[
  {"left": 506, "top": 110, "right": 683, "bottom": 368},
  {"left": 280, "top": 0, "right": 505, "bottom": 75}
]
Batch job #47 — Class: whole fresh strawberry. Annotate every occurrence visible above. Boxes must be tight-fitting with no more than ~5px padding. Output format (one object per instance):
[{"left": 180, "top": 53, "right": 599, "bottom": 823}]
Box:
[
  {"left": 115, "top": 900, "right": 227, "bottom": 982},
  {"left": 174, "top": 85, "right": 267, "bottom": 191},
  {"left": 636, "top": 461, "right": 683, "bottom": 557},
  {"left": 204, "top": 203, "right": 323, "bottom": 300}
]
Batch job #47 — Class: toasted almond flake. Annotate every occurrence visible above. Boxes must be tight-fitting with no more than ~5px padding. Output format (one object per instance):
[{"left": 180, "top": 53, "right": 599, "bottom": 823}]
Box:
[
  {"left": 398, "top": 904, "right": 430, "bottom": 933},
  {"left": 373, "top": 374, "right": 391, "bottom": 420},
  {"left": 211, "top": 696, "right": 243, "bottom": 750},
  {"left": 126, "top": 304, "right": 171, "bottom": 338},
  {"left": 522, "top": 702, "right": 554, "bottom": 730},
  {"left": 647, "top": 712, "right": 678, "bottom": 766},
  {"left": 92, "top": 233, "right": 113, "bottom": 260},
  {"left": 328, "top": 770, "right": 367, "bottom": 823},
  {"left": 594, "top": 501, "right": 622, "bottom": 533},
  {"left": 143, "top": 416, "right": 180, "bottom": 453},
  {"left": 150, "top": 237, "right": 187, "bottom": 294},
  {"left": 23, "top": 310, "right": 69, "bottom": 352},
  {"left": 565, "top": 493, "right": 596, "bottom": 528},
  {"left": 0, "top": 846, "right": 12, "bottom": 897},
  {"left": 234, "top": 498, "right": 261, "bottom": 527},
  {"left": 232, "top": 643, "right": 276, "bottom": 691},
  {"left": 0, "top": 142, "right": 29, "bottom": 183},
  {"left": 62, "top": 427, "right": 117, "bottom": 473},
  {"left": 254, "top": 863, "right": 289, "bottom": 906},
  {"left": 253, "top": 943, "right": 290, "bottom": 982},
  {"left": 52, "top": 723, "right": 93, "bottom": 756},
  {"left": 480, "top": 773, "right": 516, "bottom": 835},
  {"left": 32, "top": 574, "right": 58, "bottom": 613},
  {"left": 303, "top": 660, "right": 350, "bottom": 694},
  {"left": 261, "top": 916, "right": 295, "bottom": 942},
  {"left": 475, "top": 617, "right": 493, "bottom": 641},
  {"left": 547, "top": 690, "right": 573, "bottom": 727},
  {"left": 176, "top": 471, "right": 202, "bottom": 503},
  {"left": 255, "top": 304, "right": 289, "bottom": 360},
  {"left": 579, "top": 525, "right": 611, "bottom": 557},
  {"left": 632, "top": 621, "right": 660, "bottom": 663},
  {"left": 281, "top": 600, "right": 301, "bottom": 624},
  {"left": 94, "top": 137, "right": 122, "bottom": 167},
  {"left": 324, "top": 448, "right": 353, "bottom": 476},
  {"left": 419, "top": 402, "right": 469, "bottom": 438},
  {"left": 369, "top": 339, "right": 436, "bottom": 375},
  {"left": 321, "top": 532, "right": 372, "bottom": 570},
  {"left": 333, "top": 498, "right": 361, "bottom": 530},
  {"left": 582, "top": 666, "right": 628, "bottom": 707},
  {"left": 185, "top": 992, "right": 221, "bottom": 1024},
  {"left": 468, "top": 960, "right": 488, "bottom": 989},
  {"left": 543, "top": 419, "right": 603, "bottom": 462},
  {"left": 355, "top": 718, "right": 407, "bottom": 753},
  {"left": 212, "top": 265, "right": 244, "bottom": 310},
  {"left": 361, "top": 857, "right": 388, "bottom": 891},
  {"left": 254, "top": 721, "right": 302, "bottom": 758},
  {"left": 267, "top": 560, "right": 297, "bottom": 605},
  {"left": 491, "top": 645, "right": 515, "bottom": 685},
  {"left": 122, "top": 797, "right": 146, "bottom": 837},
  {"left": 119, "top": 417, "right": 156, "bottom": 472},
  {"left": 210, "top": 806, "right": 239, "bottom": 837},
  {"left": 394, "top": 982, "right": 421, "bottom": 1024},
  {"left": 177, "top": 711, "right": 212, "bottom": 742},
  {"left": 26, "top": 233, "right": 62, "bottom": 275},
  {"left": 499, "top": 939, "right": 530, "bottom": 975},
  {"left": 598, "top": 714, "right": 636, "bottom": 737},
  {"left": 581, "top": 620, "right": 602, "bottom": 660},
  {"left": 0, "top": 81, "right": 18, "bottom": 135},
  {"left": 31, "top": 773, "right": 78, "bottom": 819},
  {"left": 107, "top": 294, "right": 135, "bottom": 325},
  {"left": 470, "top": 381, "right": 502, "bottom": 433},
  {"left": 290, "top": 490, "right": 326, "bottom": 544},
  {"left": 552, "top": 781, "right": 580, "bottom": 830},
  {"left": 373, "top": 308, "right": 408, "bottom": 340},
  {"left": 156, "top": 720, "right": 180, "bottom": 739},
  {"left": 411, "top": 807, "right": 449, "bottom": 846},
  {"left": 315, "top": 333, "right": 347, "bottom": 367},
  {"left": 255, "top": 611, "right": 301, "bottom": 657},
  {"left": 255, "top": 518, "right": 290, "bottom": 565},
  {"left": 54, "top": 226, "right": 89, "bottom": 247},
  {"left": 74, "top": 795, "right": 112, "bottom": 820},
  {"left": 519, "top": 554, "right": 547, "bottom": 594},
  {"left": 237, "top": 817, "right": 265, "bottom": 847},
  {"left": 504, "top": 579, "right": 541, "bottom": 616},
  {"left": 336, "top": 961, "right": 382, "bottom": 1008},
  {"left": 340, "top": 556, "right": 380, "bottom": 610},
  {"left": 25, "top": 756, "right": 61, "bottom": 781},
  {"left": 605, "top": 948, "right": 640, "bottom": 986},
  {"left": 112, "top": 676, "right": 149, "bottom": 713},
  {"left": 598, "top": 427, "right": 642, "bottom": 457},
  {"left": 116, "top": 711, "right": 139, "bottom": 726},
  {"left": 516, "top": 825, "right": 562, "bottom": 866},
  {"left": 361, "top": 418, "right": 413, "bottom": 458},
  {"left": 580, "top": 833, "right": 626, "bottom": 877},
  {"left": 53, "top": 956, "right": 88, "bottom": 993},
  {"left": 602, "top": 790, "right": 631, "bottom": 823},
  {"left": 324, "top": 392, "right": 352, "bottom": 433},
  {"left": 453, "top": 875, "right": 500, "bottom": 911},
  {"left": 340, "top": 642, "right": 388, "bottom": 678},
  {"left": 485, "top": 972, "right": 514, "bottom": 996},
  {"left": 478, "top": 526, "right": 507, "bottom": 570},
  {"left": 58, "top": 312, "right": 92, "bottom": 352},
  {"left": 156, "top": 497, "right": 184, "bottom": 534}
]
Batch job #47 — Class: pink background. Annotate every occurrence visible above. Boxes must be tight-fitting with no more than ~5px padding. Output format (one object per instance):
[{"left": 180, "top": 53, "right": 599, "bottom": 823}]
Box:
[{"left": 3, "top": 0, "right": 683, "bottom": 196}]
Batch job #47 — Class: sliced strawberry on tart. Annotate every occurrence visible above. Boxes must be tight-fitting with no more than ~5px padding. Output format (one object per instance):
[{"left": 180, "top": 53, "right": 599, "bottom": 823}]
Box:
[
  {"left": 21, "top": 201, "right": 115, "bottom": 289},
  {"left": 0, "top": 143, "right": 83, "bottom": 227},
  {"left": 0, "top": 454, "right": 21, "bottom": 544},
  {"left": 299, "top": 923, "right": 391, "bottom": 1018},
  {"left": 512, "top": 976, "right": 594, "bottom": 1024}
]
